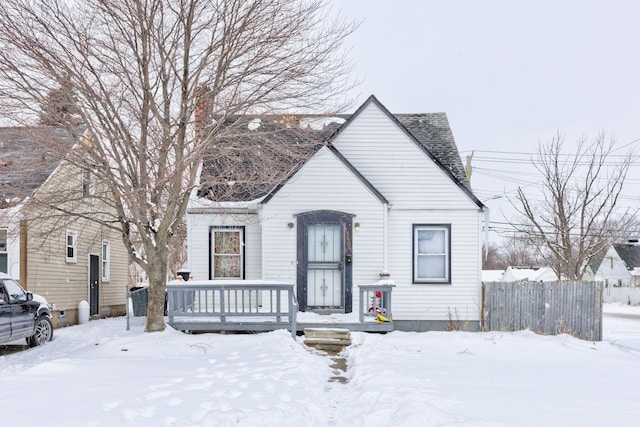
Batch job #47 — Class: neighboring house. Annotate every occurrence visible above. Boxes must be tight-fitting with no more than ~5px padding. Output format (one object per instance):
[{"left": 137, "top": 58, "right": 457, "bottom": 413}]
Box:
[
  {"left": 0, "top": 127, "right": 128, "bottom": 327},
  {"left": 482, "top": 269, "right": 505, "bottom": 282},
  {"left": 585, "top": 241, "right": 640, "bottom": 287},
  {"left": 502, "top": 266, "right": 557, "bottom": 282},
  {"left": 186, "top": 95, "right": 486, "bottom": 331}
]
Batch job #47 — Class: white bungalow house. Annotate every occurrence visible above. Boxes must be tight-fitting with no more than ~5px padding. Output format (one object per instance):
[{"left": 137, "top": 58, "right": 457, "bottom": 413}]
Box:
[
  {"left": 584, "top": 241, "right": 640, "bottom": 288},
  {"left": 185, "top": 96, "right": 485, "bottom": 331}
]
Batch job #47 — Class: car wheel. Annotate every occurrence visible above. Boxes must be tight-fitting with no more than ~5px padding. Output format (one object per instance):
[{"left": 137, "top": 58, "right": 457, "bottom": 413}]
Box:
[{"left": 27, "top": 316, "right": 53, "bottom": 347}]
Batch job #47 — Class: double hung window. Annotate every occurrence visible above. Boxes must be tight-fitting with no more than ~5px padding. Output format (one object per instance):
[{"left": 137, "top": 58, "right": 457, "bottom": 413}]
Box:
[
  {"left": 102, "top": 240, "right": 110, "bottom": 282},
  {"left": 66, "top": 230, "right": 78, "bottom": 263},
  {"left": 211, "top": 227, "right": 244, "bottom": 279},
  {"left": 413, "top": 224, "right": 451, "bottom": 284}
]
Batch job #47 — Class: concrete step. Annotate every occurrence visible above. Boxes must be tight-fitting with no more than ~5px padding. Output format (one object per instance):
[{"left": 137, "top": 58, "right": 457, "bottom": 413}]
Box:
[
  {"left": 304, "top": 328, "right": 351, "bottom": 340},
  {"left": 303, "top": 328, "right": 351, "bottom": 353}
]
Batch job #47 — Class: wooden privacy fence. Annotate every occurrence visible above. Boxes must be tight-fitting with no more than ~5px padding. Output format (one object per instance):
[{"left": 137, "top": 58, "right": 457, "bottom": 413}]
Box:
[{"left": 482, "top": 281, "right": 603, "bottom": 341}]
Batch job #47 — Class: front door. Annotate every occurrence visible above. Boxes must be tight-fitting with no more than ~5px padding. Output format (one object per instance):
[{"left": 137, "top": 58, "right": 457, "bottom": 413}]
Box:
[
  {"left": 89, "top": 254, "right": 100, "bottom": 316},
  {"left": 297, "top": 211, "right": 352, "bottom": 312},
  {"left": 307, "top": 224, "right": 342, "bottom": 308}
]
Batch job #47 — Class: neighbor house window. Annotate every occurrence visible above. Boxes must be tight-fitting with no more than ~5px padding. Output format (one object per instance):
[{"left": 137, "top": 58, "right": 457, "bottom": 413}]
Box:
[
  {"left": 413, "top": 224, "right": 451, "bottom": 284},
  {"left": 0, "top": 228, "right": 7, "bottom": 273},
  {"left": 210, "top": 227, "right": 244, "bottom": 279},
  {"left": 66, "top": 230, "right": 77, "bottom": 263},
  {"left": 102, "top": 240, "right": 110, "bottom": 282}
]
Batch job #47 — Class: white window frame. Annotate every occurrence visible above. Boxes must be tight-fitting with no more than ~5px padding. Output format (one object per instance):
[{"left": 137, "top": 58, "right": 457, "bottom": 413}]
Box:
[
  {"left": 101, "top": 240, "right": 110, "bottom": 282},
  {"left": 413, "top": 224, "right": 451, "bottom": 284},
  {"left": 210, "top": 227, "right": 244, "bottom": 279},
  {"left": 0, "top": 227, "right": 7, "bottom": 274},
  {"left": 66, "top": 230, "right": 78, "bottom": 263}
]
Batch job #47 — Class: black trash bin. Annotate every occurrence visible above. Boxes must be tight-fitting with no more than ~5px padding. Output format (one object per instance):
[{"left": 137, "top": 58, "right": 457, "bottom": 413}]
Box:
[{"left": 130, "top": 287, "right": 149, "bottom": 316}]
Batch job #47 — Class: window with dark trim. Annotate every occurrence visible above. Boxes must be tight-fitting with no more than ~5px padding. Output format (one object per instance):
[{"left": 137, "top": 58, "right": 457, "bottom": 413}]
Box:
[
  {"left": 210, "top": 227, "right": 244, "bottom": 279},
  {"left": 413, "top": 224, "right": 451, "bottom": 284}
]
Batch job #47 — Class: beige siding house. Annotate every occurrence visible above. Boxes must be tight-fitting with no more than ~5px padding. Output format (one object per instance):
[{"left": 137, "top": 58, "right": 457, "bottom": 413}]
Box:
[
  {"left": 186, "top": 96, "right": 486, "bottom": 331},
  {"left": 0, "top": 127, "right": 128, "bottom": 327}
]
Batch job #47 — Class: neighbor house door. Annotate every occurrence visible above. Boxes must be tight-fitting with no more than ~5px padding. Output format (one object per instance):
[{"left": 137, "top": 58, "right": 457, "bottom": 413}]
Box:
[
  {"left": 297, "top": 211, "right": 352, "bottom": 312},
  {"left": 89, "top": 254, "right": 100, "bottom": 316}
]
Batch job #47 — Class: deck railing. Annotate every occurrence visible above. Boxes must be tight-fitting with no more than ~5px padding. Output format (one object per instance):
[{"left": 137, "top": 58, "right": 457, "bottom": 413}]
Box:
[
  {"left": 166, "top": 280, "right": 298, "bottom": 338},
  {"left": 358, "top": 282, "right": 395, "bottom": 323}
]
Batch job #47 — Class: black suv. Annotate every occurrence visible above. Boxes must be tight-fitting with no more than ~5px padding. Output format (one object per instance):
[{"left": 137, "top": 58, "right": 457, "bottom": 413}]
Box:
[{"left": 0, "top": 272, "right": 53, "bottom": 346}]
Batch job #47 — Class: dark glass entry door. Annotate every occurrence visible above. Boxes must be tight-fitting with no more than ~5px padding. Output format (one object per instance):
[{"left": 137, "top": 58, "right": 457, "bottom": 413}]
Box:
[
  {"left": 89, "top": 254, "right": 100, "bottom": 316},
  {"left": 297, "top": 211, "right": 352, "bottom": 313}
]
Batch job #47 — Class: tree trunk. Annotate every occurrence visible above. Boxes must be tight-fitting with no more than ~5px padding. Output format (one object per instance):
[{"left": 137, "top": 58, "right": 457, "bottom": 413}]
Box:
[{"left": 145, "top": 249, "right": 168, "bottom": 332}]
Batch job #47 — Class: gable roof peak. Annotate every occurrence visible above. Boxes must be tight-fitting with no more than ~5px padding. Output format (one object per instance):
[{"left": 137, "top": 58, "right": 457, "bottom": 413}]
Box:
[{"left": 197, "top": 95, "right": 483, "bottom": 208}]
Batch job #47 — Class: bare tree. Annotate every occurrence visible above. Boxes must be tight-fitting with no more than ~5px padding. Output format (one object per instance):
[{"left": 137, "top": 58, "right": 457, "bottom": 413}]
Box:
[
  {"left": 38, "top": 85, "right": 82, "bottom": 126},
  {"left": 511, "top": 132, "right": 635, "bottom": 280},
  {"left": 482, "top": 235, "right": 543, "bottom": 270},
  {"left": 0, "top": 0, "right": 355, "bottom": 332},
  {"left": 482, "top": 241, "right": 505, "bottom": 270},
  {"left": 500, "top": 234, "right": 542, "bottom": 268}
]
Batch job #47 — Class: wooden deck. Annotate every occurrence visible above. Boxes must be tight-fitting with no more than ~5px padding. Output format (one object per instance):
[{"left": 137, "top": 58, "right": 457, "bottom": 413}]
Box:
[{"left": 166, "top": 280, "right": 395, "bottom": 337}]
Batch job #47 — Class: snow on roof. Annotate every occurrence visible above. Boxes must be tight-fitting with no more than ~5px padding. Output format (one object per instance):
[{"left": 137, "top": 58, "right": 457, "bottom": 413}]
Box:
[
  {"left": 188, "top": 192, "right": 265, "bottom": 212},
  {"left": 247, "top": 118, "right": 261, "bottom": 130},
  {"left": 482, "top": 270, "right": 505, "bottom": 282},
  {"left": 299, "top": 116, "right": 345, "bottom": 130},
  {"left": 503, "top": 266, "right": 557, "bottom": 282}
]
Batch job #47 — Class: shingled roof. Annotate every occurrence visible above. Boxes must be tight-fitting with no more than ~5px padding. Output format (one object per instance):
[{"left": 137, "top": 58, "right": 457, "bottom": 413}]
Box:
[
  {"left": 395, "top": 113, "right": 471, "bottom": 191},
  {"left": 197, "top": 97, "right": 472, "bottom": 203},
  {"left": 197, "top": 116, "right": 345, "bottom": 201},
  {"left": 0, "top": 126, "right": 82, "bottom": 207},
  {"left": 613, "top": 243, "right": 640, "bottom": 270}
]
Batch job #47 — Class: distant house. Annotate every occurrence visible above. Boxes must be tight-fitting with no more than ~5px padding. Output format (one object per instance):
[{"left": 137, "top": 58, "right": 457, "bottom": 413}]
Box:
[
  {"left": 502, "top": 266, "right": 557, "bottom": 282},
  {"left": 585, "top": 242, "right": 640, "bottom": 287},
  {"left": 0, "top": 127, "right": 128, "bottom": 327},
  {"left": 186, "top": 95, "right": 486, "bottom": 331},
  {"left": 482, "top": 269, "right": 505, "bottom": 282}
]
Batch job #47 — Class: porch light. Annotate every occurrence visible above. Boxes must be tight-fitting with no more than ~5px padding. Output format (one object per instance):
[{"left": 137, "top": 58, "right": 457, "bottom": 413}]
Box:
[
  {"left": 287, "top": 222, "right": 294, "bottom": 228},
  {"left": 354, "top": 223, "right": 360, "bottom": 231}
]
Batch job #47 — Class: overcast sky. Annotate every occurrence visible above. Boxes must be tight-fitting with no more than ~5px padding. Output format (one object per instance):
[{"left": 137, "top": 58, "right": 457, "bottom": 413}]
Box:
[{"left": 333, "top": 0, "right": 640, "bottom": 240}]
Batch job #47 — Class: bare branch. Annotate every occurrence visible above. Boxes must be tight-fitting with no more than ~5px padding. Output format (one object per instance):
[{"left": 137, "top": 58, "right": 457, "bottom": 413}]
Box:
[
  {"left": 0, "top": 0, "right": 356, "bottom": 331},
  {"left": 509, "top": 132, "right": 636, "bottom": 280}
]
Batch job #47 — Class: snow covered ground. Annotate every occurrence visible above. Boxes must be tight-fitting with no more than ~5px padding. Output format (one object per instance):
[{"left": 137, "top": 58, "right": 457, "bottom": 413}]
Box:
[{"left": 1, "top": 304, "right": 639, "bottom": 427}]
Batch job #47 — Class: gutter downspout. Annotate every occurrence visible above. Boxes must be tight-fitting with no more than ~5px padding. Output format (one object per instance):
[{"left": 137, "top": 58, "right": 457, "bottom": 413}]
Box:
[
  {"left": 383, "top": 203, "right": 389, "bottom": 273},
  {"left": 483, "top": 207, "right": 490, "bottom": 260}
]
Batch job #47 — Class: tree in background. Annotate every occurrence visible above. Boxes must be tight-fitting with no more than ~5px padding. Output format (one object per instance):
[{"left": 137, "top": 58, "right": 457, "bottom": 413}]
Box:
[
  {"left": 482, "top": 235, "right": 542, "bottom": 271},
  {"left": 482, "top": 241, "right": 505, "bottom": 270},
  {"left": 0, "top": 0, "right": 355, "bottom": 332},
  {"left": 38, "top": 85, "right": 82, "bottom": 127},
  {"left": 511, "top": 133, "right": 635, "bottom": 280}
]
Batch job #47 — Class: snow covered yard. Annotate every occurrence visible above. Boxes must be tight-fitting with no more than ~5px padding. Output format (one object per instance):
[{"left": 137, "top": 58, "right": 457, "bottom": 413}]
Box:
[{"left": 1, "top": 306, "right": 639, "bottom": 427}]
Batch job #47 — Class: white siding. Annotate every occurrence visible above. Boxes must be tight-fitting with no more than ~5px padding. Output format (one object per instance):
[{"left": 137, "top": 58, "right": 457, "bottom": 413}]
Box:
[
  {"left": 187, "top": 99, "right": 485, "bottom": 324},
  {"left": 262, "top": 147, "right": 386, "bottom": 310},
  {"left": 385, "top": 209, "right": 483, "bottom": 321},
  {"left": 187, "top": 211, "right": 262, "bottom": 281},
  {"left": 325, "top": 102, "right": 483, "bottom": 322},
  {"left": 333, "top": 102, "right": 477, "bottom": 210}
]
